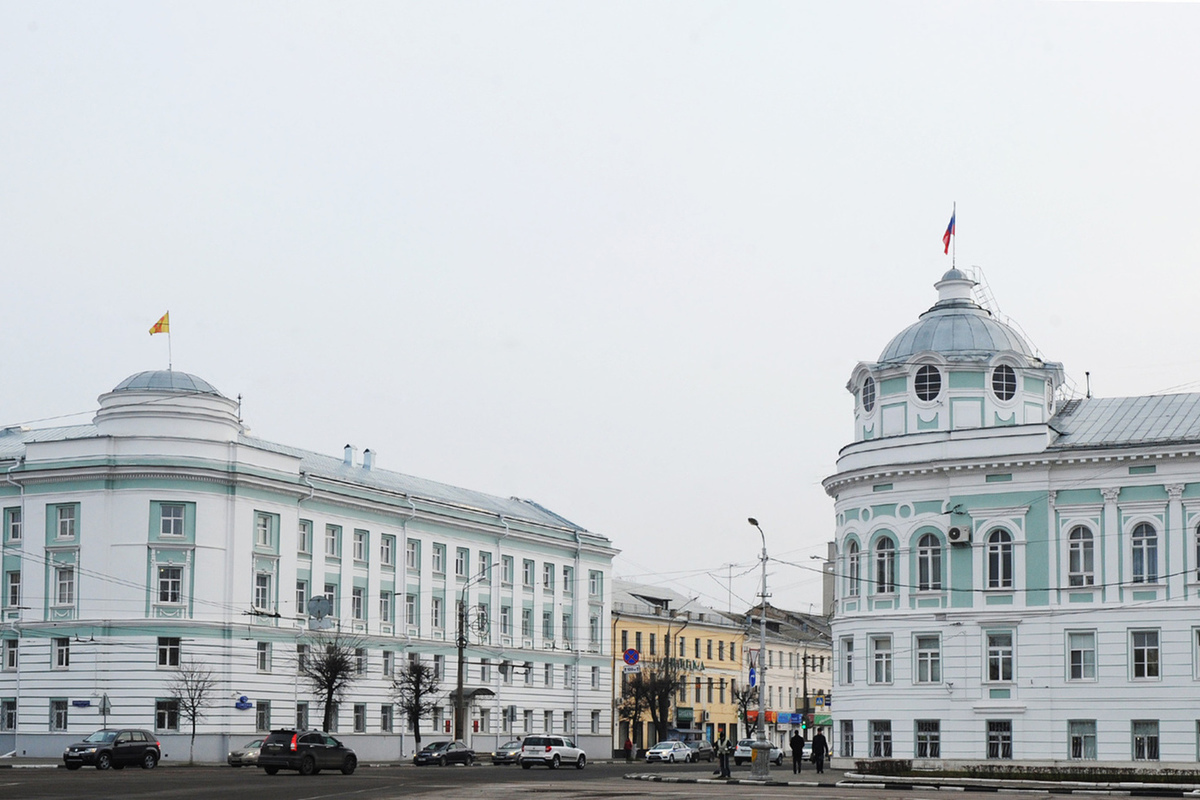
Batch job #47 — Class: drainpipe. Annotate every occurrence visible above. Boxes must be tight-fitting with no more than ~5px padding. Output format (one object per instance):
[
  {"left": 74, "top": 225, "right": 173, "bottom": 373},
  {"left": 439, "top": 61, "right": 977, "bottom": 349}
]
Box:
[
  {"left": 6, "top": 459, "right": 23, "bottom": 754},
  {"left": 572, "top": 529, "right": 583, "bottom": 743}
]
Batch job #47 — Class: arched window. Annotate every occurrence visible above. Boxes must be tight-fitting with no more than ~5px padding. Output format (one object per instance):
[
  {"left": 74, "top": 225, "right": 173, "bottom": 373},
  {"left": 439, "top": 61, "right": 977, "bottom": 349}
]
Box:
[
  {"left": 986, "top": 529, "right": 1013, "bottom": 589},
  {"left": 1131, "top": 522, "right": 1158, "bottom": 583},
  {"left": 915, "top": 365, "right": 942, "bottom": 402},
  {"left": 861, "top": 377, "right": 876, "bottom": 413},
  {"left": 1068, "top": 526, "right": 1094, "bottom": 587},
  {"left": 846, "top": 541, "right": 860, "bottom": 597},
  {"left": 875, "top": 537, "right": 896, "bottom": 594},
  {"left": 917, "top": 533, "right": 942, "bottom": 591},
  {"left": 992, "top": 364, "right": 1017, "bottom": 401}
]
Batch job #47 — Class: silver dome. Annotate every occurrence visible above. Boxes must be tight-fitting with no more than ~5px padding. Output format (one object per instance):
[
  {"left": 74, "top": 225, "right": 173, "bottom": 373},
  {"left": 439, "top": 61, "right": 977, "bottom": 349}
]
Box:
[{"left": 111, "top": 370, "right": 223, "bottom": 396}]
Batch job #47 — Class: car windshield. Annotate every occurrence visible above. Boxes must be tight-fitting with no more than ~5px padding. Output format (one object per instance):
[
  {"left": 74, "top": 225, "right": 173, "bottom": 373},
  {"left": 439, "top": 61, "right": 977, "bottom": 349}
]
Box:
[
  {"left": 244, "top": 739, "right": 265, "bottom": 748},
  {"left": 738, "top": 739, "right": 754, "bottom": 746},
  {"left": 500, "top": 740, "right": 521, "bottom": 749},
  {"left": 83, "top": 730, "right": 118, "bottom": 743},
  {"left": 424, "top": 741, "right": 449, "bottom": 752}
]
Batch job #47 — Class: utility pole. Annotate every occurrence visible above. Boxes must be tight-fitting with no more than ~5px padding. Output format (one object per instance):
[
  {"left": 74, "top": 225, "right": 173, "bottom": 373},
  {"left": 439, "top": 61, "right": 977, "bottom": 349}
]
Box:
[
  {"left": 747, "top": 518, "right": 771, "bottom": 781},
  {"left": 455, "top": 598, "right": 467, "bottom": 741}
]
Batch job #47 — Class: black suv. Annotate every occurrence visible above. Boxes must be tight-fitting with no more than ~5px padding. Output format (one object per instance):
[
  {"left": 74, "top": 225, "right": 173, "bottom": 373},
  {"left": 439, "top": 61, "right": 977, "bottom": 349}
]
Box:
[
  {"left": 257, "top": 729, "right": 357, "bottom": 776},
  {"left": 63, "top": 728, "right": 161, "bottom": 771}
]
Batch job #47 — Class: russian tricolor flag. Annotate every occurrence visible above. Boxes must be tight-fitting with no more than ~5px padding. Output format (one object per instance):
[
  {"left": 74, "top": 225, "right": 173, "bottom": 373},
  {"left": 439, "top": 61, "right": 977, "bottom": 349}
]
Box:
[{"left": 942, "top": 212, "right": 955, "bottom": 254}]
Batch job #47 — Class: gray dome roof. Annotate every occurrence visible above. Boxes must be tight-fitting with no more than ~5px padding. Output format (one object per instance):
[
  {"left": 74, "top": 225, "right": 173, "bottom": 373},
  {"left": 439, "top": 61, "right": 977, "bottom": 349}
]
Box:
[
  {"left": 111, "top": 370, "right": 223, "bottom": 396},
  {"left": 878, "top": 271, "right": 1034, "bottom": 363}
]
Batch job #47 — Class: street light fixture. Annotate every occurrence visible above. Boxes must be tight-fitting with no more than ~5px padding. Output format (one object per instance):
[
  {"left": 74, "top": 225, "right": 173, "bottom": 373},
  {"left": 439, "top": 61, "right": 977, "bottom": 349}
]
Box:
[{"left": 747, "top": 517, "right": 771, "bottom": 781}]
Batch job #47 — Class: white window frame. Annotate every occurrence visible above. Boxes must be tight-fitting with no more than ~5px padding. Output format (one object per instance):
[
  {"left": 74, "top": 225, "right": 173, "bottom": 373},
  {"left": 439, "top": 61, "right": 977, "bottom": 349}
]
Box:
[
  {"left": 455, "top": 548, "right": 468, "bottom": 578},
  {"left": 869, "top": 635, "right": 892, "bottom": 684},
  {"left": 846, "top": 540, "right": 860, "bottom": 597},
  {"left": 55, "top": 566, "right": 75, "bottom": 607},
  {"left": 841, "top": 636, "right": 854, "bottom": 685},
  {"left": 53, "top": 637, "right": 70, "bottom": 669},
  {"left": 406, "top": 539, "right": 419, "bottom": 570},
  {"left": 432, "top": 544, "right": 445, "bottom": 574},
  {"left": 158, "top": 636, "right": 180, "bottom": 668},
  {"left": 986, "top": 630, "right": 1014, "bottom": 683},
  {"left": 257, "top": 641, "right": 272, "bottom": 672},
  {"left": 352, "top": 587, "right": 365, "bottom": 621},
  {"left": 160, "top": 504, "right": 185, "bottom": 537},
  {"left": 5, "top": 571, "right": 20, "bottom": 608},
  {"left": 298, "top": 520, "right": 312, "bottom": 554},
  {"left": 325, "top": 525, "right": 341, "bottom": 558},
  {"left": 916, "top": 533, "right": 942, "bottom": 591},
  {"left": 1131, "top": 629, "right": 1160, "bottom": 680},
  {"left": 874, "top": 537, "right": 896, "bottom": 594},
  {"left": 353, "top": 530, "right": 367, "bottom": 562},
  {"left": 431, "top": 597, "right": 444, "bottom": 630},
  {"left": 255, "top": 513, "right": 271, "bottom": 547},
  {"left": 1067, "top": 630, "right": 1097, "bottom": 681},
  {"left": 1067, "top": 525, "right": 1095, "bottom": 587},
  {"left": 254, "top": 573, "right": 273, "bottom": 612},
  {"left": 380, "top": 535, "right": 394, "bottom": 566},
  {"left": 4, "top": 507, "right": 21, "bottom": 542},
  {"left": 158, "top": 566, "right": 183, "bottom": 605},
  {"left": 986, "top": 528, "right": 1013, "bottom": 590},
  {"left": 1131, "top": 522, "right": 1159, "bottom": 584},
  {"left": 915, "top": 634, "right": 941, "bottom": 683},
  {"left": 56, "top": 505, "right": 76, "bottom": 539}
]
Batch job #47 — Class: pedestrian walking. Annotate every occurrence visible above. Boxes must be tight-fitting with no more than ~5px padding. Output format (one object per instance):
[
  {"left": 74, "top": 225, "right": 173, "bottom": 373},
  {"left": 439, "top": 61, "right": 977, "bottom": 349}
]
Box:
[
  {"left": 810, "top": 727, "right": 829, "bottom": 774},
  {"left": 715, "top": 733, "right": 733, "bottom": 778},
  {"left": 789, "top": 729, "right": 806, "bottom": 774},
  {"left": 624, "top": 737, "right": 633, "bottom": 763}
]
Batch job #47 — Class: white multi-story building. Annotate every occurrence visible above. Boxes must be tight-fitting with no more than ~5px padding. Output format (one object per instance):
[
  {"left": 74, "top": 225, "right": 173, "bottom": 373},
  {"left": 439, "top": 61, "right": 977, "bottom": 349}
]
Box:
[
  {"left": 0, "top": 370, "right": 616, "bottom": 761},
  {"left": 826, "top": 268, "right": 1200, "bottom": 766},
  {"left": 743, "top": 604, "right": 832, "bottom": 752}
]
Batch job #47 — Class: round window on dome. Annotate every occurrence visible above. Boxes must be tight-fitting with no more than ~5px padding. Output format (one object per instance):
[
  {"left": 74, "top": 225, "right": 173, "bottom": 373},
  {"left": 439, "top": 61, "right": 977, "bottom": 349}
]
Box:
[
  {"left": 992, "top": 364, "right": 1017, "bottom": 401},
  {"left": 861, "top": 377, "right": 876, "bottom": 413},
  {"left": 915, "top": 365, "right": 942, "bottom": 402}
]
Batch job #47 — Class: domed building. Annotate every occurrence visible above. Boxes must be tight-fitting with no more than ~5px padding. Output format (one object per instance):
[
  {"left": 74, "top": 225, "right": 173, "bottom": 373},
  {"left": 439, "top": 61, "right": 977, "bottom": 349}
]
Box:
[
  {"left": 826, "top": 270, "right": 1200, "bottom": 766},
  {"left": 0, "top": 370, "right": 616, "bottom": 760}
]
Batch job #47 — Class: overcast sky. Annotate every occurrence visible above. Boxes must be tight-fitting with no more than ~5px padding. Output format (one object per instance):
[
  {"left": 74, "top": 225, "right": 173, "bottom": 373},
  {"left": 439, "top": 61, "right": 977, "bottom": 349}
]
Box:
[{"left": 2, "top": 1, "right": 1198, "bottom": 616}]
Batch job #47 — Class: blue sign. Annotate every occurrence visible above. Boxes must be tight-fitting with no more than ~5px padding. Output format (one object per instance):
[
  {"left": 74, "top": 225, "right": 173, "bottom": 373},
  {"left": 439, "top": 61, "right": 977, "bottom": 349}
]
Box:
[
  {"left": 234, "top": 695, "right": 253, "bottom": 710},
  {"left": 623, "top": 649, "right": 640, "bottom": 666},
  {"left": 777, "top": 712, "right": 798, "bottom": 725},
  {"left": 748, "top": 667, "right": 756, "bottom": 687},
  {"left": 71, "top": 700, "right": 91, "bottom": 708}
]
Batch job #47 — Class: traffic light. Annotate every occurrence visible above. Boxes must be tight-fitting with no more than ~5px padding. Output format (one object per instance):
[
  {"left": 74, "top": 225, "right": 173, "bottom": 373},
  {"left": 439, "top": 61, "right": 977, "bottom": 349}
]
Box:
[{"left": 800, "top": 716, "right": 807, "bottom": 731}]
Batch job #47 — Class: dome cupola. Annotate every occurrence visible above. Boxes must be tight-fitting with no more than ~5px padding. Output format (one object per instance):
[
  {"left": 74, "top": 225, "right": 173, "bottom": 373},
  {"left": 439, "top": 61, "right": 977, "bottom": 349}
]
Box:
[{"left": 94, "top": 369, "right": 241, "bottom": 441}]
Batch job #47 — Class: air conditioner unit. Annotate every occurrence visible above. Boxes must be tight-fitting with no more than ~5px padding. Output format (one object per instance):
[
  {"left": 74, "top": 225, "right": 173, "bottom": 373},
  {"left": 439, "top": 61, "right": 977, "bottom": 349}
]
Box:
[
  {"left": 701, "top": 711, "right": 710, "bottom": 722},
  {"left": 947, "top": 526, "right": 971, "bottom": 545}
]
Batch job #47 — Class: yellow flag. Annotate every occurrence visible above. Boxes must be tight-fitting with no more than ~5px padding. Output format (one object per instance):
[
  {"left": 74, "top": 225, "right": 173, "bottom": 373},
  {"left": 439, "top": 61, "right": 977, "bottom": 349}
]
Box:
[{"left": 149, "top": 312, "right": 170, "bottom": 335}]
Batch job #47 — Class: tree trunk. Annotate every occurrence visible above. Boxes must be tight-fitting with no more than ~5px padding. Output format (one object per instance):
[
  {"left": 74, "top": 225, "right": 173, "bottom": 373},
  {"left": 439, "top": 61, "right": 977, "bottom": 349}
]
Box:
[{"left": 189, "top": 717, "right": 197, "bottom": 765}]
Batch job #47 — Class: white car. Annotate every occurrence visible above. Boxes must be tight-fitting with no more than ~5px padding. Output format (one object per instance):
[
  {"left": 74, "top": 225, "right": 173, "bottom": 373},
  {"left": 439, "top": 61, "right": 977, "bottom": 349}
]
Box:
[
  {"left": 645, "top": 740, "right": 693, "bottom": 763},
  {"left": 733, "top": 738, "right": 783, "bottom": 766},
  {"left": 519, "top": 735, "right": 586, "bottom": 769}
]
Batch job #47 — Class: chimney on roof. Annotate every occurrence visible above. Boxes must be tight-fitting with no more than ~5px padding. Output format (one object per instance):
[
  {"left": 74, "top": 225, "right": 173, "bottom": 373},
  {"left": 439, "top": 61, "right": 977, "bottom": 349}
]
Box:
[
  {"left": 343, "top": 444, "right": 356, "bottom": 466},
  {"left": 362, "top": 449, "right": 374, "bottom": 470}
]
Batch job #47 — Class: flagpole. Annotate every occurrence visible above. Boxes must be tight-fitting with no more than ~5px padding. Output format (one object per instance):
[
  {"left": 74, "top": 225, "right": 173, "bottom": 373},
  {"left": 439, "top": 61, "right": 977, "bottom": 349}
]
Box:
[
  {"left": 952, "top": 201, "right": 956, "bottom": 268},
  {"left": 168, "top": 329, "right": 173, "bottom": 372}
]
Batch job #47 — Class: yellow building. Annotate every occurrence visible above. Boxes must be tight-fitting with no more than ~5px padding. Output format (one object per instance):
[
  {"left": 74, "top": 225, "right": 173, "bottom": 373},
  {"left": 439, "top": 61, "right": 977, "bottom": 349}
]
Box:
[{"left": 612, "top": 580, "right": 746, "bottom": 751}]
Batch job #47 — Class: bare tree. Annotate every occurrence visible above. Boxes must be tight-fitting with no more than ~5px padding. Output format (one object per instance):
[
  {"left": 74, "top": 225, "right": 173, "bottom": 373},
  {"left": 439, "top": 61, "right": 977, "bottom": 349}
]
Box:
[
  {"left": 391, "top": 656, "right": 440, "bottom": 749},
  {"left": 629, "top": 659, "right": 683, "bottom": 744},
  {"left": 298, "top": 632, "right": 364, "bottom": 732},
  {"left": 167, "top": 660, "right": 217, "bottom": 765},
  {"left": 618, "top": 673, "right": 648, "bottom": 748},
  {"left": 733, "top": 684, "right": 758, "bottom": 734}
]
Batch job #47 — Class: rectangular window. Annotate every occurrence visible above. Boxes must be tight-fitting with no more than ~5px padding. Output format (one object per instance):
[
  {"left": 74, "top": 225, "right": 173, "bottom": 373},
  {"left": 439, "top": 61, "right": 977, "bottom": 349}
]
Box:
[
  {"left": 352, "top": 587, "right": 365, "bottom": 620},
  {"left": 588, "top": 570, "right": 601, "bottom": 597},
  {"left": 718, "top": 641, "right": 725, "bottom": 661},
  {"left": 870, "top": 720, "right": 892, "bottom": 757},
  {"left": 915, "top": 720, "right": 940, "bottom": 758},
  {"left": 1132, "top": 630, "right": 1160, "bottom": 679},
  {"left": 380, "top": 535, "right": 394, "bottom": 566},
  {"left": 158, "top": 637, "right": 180, "bottom": 668},
  {"left": 4, "top": 508, "right": 20, "bottom": 541},
  {"left": 542, "top": 562, "right": 554, "bottom": 591},
  {"left": 296, "top": 644, "right": 309, "bottom": 670},
  {"left": 432, "top": 544, "right": 445, "bottom": 574},
  {"left": 432, "top": 597, "right": 444, "bottom": 629},
  {"left": 158, "top": 566, "right": 182, "bottom": 604},
  {"left": 987, "top": 631, "right": 1014, "bottom": 682},
  {"left": 524, "top": 661, "right": 533, "bottom": 685},
  {"left": 870, "top": 636, "right": 892, "bottom": 684},
  {"left": 381, "top": 704, "right": 393, "bottom": 732},
  {"left": 406, "top": 540, "right": 420, "bottom": 570},
  {"left": 565, "top": 664, "right": 575, "bottom": 688},
  {"left": 478, "top": 551, "right": 492, "bottom": 581},
  {"left": 380, "top": 591, "right": 392, "bottom": 623},
  {"left": 156, "top": 699, "right": 180, "bottom": 731},
  {"left": 621, "top": 630, "right": 628, "bottom": 651},
  {"left": 50, "top": 699, "right": 68, "bottom": 731},
  {"left": 161, "top": 504, "right": 185, "bottom": 537},
  {"left": 987, "top": 720, "right": 1013, "bottom": 759},
  {"left": 521, "top": 608, "right": 532, "bottom": 638},
  {"left": 455, "top": 548, "right": 468, "bottom": 577},
  {"left": 542, "top": 610, "right": 553, "bottom": 639},
  {"left": 524, "top": 709, "right": 533, "bottom": 733},
  {"left": 544, "top": 709, "right": 554, "bottom": 733},
  {"left": 382, "top": 650, "right": 394, "bottom": 677},
  {"left": 706, "top": 639, "right": 713, "bottom": 659},
  {"left": 480, "top": 658, "right": 491, "bottom": 682},
  {"left": 1069, "top": 720, "right": 1097, "bottom": 760},
  {"left": 522, "top": 559, "right": 534, "bottom": 587},
  {"left": 256, "top": 700, "right": 271, "bottom": 732},
  {"left": 356, "top": 648, "right": 367, "bottom": 674},
  {"left": 255, "top": 513, "right": 271, "bottom": 547},
  {"left": 296, "top": 701, "right": 309, "bottom": 730},
  {"left": 500, "top": 606, "right": 511, "bottom": 635},
  {"left": 5, "top": 571, "right": 20, "bottom": 608},
  {"left": 4, "top": 640, "right": 17, "bottom": 670},
  {"left": 544, "top": 662, "right": 554, "bottom": 687},
  {"left": 589, "top": 615, "right": 600, "bottom": 644},
  {"left": 840, "top": 720, "right": 854, "bottom": 758},
  {"left": 325, "top": 525, "right": 341, "bottom": 558},
  {"left": 591, "top": 710, "right": 601, "bottom": 735},
  {"left": 354, "top": 703, "right": 367, "bottom": 732},
  {"left": 1, "top": 699, "right": 15, "bottom": 731},
  {"left": 842, "top": 637, "right": 854, "bottom": 684},
  {"left": 55, "top": 566, "right": 75, "bottom": 606},
  {"left": 353, "top": 530, "right": 367, "bottom": 562},
  {"left": 480, "top": 707, "right": 491, "bottom": 733},
  {"left": 53, "top": 638, "right": 70, "bottom": 669},
  {"left": 915, "top": 635, "right": 940, "bottom": 683},
  {"left": 562, "top": 565, "right": 573, "bottom": 594},
  {"left": 1068, "top": 631, "right": 1097, "bottom": 681},
  {"left": 56, "top": 505, "right": 76, "bottom": 539},
  {"left": 296, "top": 580, "right": 308, "bottom": 617},
  {"left": 650, "top": 633, "right": 657, "bottom": 656},
  {"left": 592, "top": 666, "right": 600, "bottom": 690},
  {"left": 257, "top": 641, "right": 272, "bottom": 671},
  {"left": 406, "top": 595, "right": 417, "bottom": 627},
  {"left": 254, "top": 573, "right": 272, "bottom": 611},
  {"left": 433, "top": 654, "right": 444, "bottom": 680},
  {"left": 501, "top": 556, "right": 514, "bottom": 584},
  {"left": 298, "top": 520, "right": 312, "bottom": 554}
]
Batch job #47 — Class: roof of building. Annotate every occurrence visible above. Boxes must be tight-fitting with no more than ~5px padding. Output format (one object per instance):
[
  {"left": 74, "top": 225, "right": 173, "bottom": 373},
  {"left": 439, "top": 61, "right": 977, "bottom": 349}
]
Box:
[
  {"left": 878, "top": 269, "right": 1035, "bottom": 363},
  {"left": 613, "top": 579, "right": 742, "bottom": 629},
  {"left": 111, "top": 370, "right": 224, "bottom": 396},
  {"left": 1049, "top": 393, "right": 1200, "bottom": 450}
]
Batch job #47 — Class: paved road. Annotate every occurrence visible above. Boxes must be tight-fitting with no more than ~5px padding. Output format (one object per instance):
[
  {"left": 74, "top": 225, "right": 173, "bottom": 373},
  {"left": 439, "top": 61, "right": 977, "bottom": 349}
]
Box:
[{"left": 0, "top": 761, "right": 1142, "bottom": 800}]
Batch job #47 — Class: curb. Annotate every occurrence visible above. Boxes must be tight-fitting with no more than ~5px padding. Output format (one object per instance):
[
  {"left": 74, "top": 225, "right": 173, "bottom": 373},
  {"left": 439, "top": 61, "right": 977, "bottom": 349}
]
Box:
[{"left": 837, "top": 774, "right": 1200, "bottom": 798}]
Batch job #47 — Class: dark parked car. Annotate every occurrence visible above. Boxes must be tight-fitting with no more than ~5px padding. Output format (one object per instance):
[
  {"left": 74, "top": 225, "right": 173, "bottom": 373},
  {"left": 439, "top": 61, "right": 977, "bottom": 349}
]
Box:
[
  {"left": 491, "top": 739, "right": 523, "bottom": 765},
  {"left": 63, "top": 728, "right": 161, "bottom": 771},
  {"left": 686, "top": 739, "right": 715, "bottom": 762},
  {"left": 227, "top": 737, "right": 265, "bottom": 767},
  {"left": 257, "top": 729, "right": 357, "bottom": 776},
  {"left": 413, "top": 740, "right": 475, "bottom": 766}
]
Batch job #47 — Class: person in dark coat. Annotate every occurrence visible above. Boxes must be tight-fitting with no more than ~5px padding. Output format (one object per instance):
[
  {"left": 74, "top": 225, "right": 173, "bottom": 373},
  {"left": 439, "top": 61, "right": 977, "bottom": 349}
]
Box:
[
  {"left": 810, "top": 727, "right": 829, "bottom": 774},
  {"left": 789, "top": 729, "right": 806, "bottom": 773}
]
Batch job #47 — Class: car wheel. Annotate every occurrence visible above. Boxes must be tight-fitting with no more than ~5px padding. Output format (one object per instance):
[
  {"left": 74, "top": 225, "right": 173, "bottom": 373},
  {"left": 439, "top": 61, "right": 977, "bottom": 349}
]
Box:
[
  {"left": 341, "top": 755, "right": 357, "bottom": 775},
  {"left": 299, "top": 755, "right": 317, "bottom": 776},
  {"left": 668, "top": 753, "right": 675, "bottom": 763},
  {"left": 521, "top": 761, "right": 532, "bottom": 770},
  {"left": 264, "top": 766, "right": 279, "bottom": 775},
  {"left": 576, "top": 754, "right": 586, "bottom": 769},
  {"left": 437, "top": 756, "right": 446, "bottom": 767},
  {"left": 550, "top": 754, "right": 560, "bottom": 769},
  {"left": 65, "top": 764, "right": 81, "bottom": 771},
  {"left": 96, "top": 752, "right": 112, "bottom": 770},
  {"left": 141, "top": 752, "right": 159, "bottom": 770},
  {"left": 466, "top": 755, "right": 474, "bottom": 766}
]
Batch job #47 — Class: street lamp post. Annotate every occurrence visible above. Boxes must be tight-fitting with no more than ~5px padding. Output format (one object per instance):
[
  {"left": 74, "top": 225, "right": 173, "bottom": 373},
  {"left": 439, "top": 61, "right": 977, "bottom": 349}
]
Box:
[
  {"left": 747, "top": 517, "right": 771, "bottom": 781},
  {"left": 455, "top": 564, "right": 494, "bottom": 742}
]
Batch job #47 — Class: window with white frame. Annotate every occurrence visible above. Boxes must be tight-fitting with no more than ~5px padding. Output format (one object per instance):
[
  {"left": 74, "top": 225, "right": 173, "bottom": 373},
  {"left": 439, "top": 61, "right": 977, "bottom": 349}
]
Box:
[
  {"left": 874, "top": 537, "right": 896, "bottom": 594},
  {"left": 356, "top": 648, "right": 367, "bottom": 675},
  {"left": 589, "top": 614, "right": 600, "bottom": 644},
  {"left": 433, "top": 654, "right": 444, "bottom": 680},
  {"left": 987, "top": 631, "right": 1014, "bottom": 682},
  {"left": 501, "top": 556, "right": 513, "bottom": 584},
  {"left": 915, "top": 720, "right": 940, "bottom": 757},
  {"left": 161, "top": 504, "right": 185, "bottom": 537},
  {"left": 542, "top": 562, "right": 554, "bottom": 592},
  {"left": 914, "top": 364, "right": 941, "bottom": 401},
  {"left": 1069, "top": 719, "right": 1097, "bottom": 759},
  {"left": 158, "top": 637, "right": 180, "bottom": 667},
  {"left": 591, "top": 710, "right": 600, "bottom": 734},
  {"left": 1068, "top": 526, "right": 1095, "bottom": 586},
  {"left": 254, "top": 573, "right": 272, "bottom": 612},
  {"left": 380, "top": 535, "right": 394, "bottom": 566},
  {"left": 4, "top": 640, "right": 17, "bottom": 670},
  {"left": 298, "top": 520, "right": 312, "bottom": 554},
  {"left": 478, "top": 551, "right": 492, "bottom": 581},
  {"left": 562, "top": 565, "right": 573, "bottom": 594},
  {"left": 542, "top": 610, "right": 553, "bottom": 640},
  {"left": 353, "top": 703, "right": 366, "bottom": 732},
  {"left": 588, "top": 570, "right": 601, "bottom": 597},
  {"left": 296, "top": 644, "right": 309, "bottom": 670},
  {"left": 986, "top": 529, "right": 1013, "bottom": 589},
  {"left": 500, "top": 606, "right": 511, "bottom": 635},
  {"left": 1133, "top": 720, "right": 1160, "bottom": 760},
  {"left": 987, "top": 720, "right": 1013, "bottom": 759},
  {"left": 592, "top": 665, "right": 600, "bottom": 689},
  {"left": 380, "top": 591, "right": 392, "bottom": 623},
  {"left": 53, "top": 638, "right": 70, "bottom": 669},
  {"left": 564, "top": 664, "right": 574, "bottom": 688},
  {"left": 522, "top": 559, "right": 534, "bottom": 588},
  {"left": 383, "top": 650, "right": 394, "bottom": 677},
  {"left": 296, "top": 580, "right": 308, "bottom": 616},
  {"left": 352, "top": 587, "right": 365, "bottom": 620},
  {"left": 432, "top": 544, "right": 445, "bottom": 574},
  {"left": 353, "top": 530, "right": 367, "bottom": 562},
  {"left": 847, "top": 541, "right": 860, "bottom": 596},
  {"left": 50, "top": 699, "right": 68, "bottom": 731},
  {"left": 1068, "top": 631, "right": 1096, "bottom": 681},
  {"left": 5, "top": 571, "right": 20, "bottom": 608},
  {"left": 381, "top": 704, "right": 393, "bottom": 732},
  {"left": 1132, "top": 630, "right": 1160, "bottom": 679},
  {"left": 870, "top": 720, "right": 892, "bottom": 757},
  {"left": 431, "top": 597, "right": 444, "bottom": 630},
  {"left": 1, "top": 698, "right": 15, "bottom": 731},
  {"left": 841, "top": 637, "right": 854, "bottom": 684},
  {"left": 455, "top": 548, "right": 468, "bottom": 577},
  {"left": 257, "top": 641, "right": 271, "bottom": 672},
  {"left": 56, "top": 505, "right": 76, "bottom": 539},
  {"left": 915, "top": 635, "right": 941, "bottom": 683},
  {"left": 406, "top": 539, "right": 419, "bottom": 570},
  {"left": 158, "top": 566, "right": 182, "bottom": 604},
  {"left": 521, "top": 608, "right": 532, "bottom": 638},
  {"left": 4, "top": 507, "right": 20, "bottom": 541},
  {"left": 256, "top": 700, "right": 271, "bottom": 732},
  {"left": 840, "top": 720, "right": 854, "bottom": 758},
  {"left": 405, "top": 594, "right": 417, "bottom": 627},
  {"left": 1132, "top": 523, "right": 1158, "bottom": 583},
  {"left": 255, "top": 513, "right": 271, "bottom": 547},
  {"left": 480, "top": 658, "right": 490, "bottom": 682},
  {"left": 916, "top": 534, "right": 942, "bottom": 591},
  {"left": 55, "top": 566, "right": 74, "bottom": 606},
  {"left": 325, "top": 525, "right": 341, "bottom": 558},
  {"left": 870, "top": 636, "right": 892, "bottom": 684}
]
